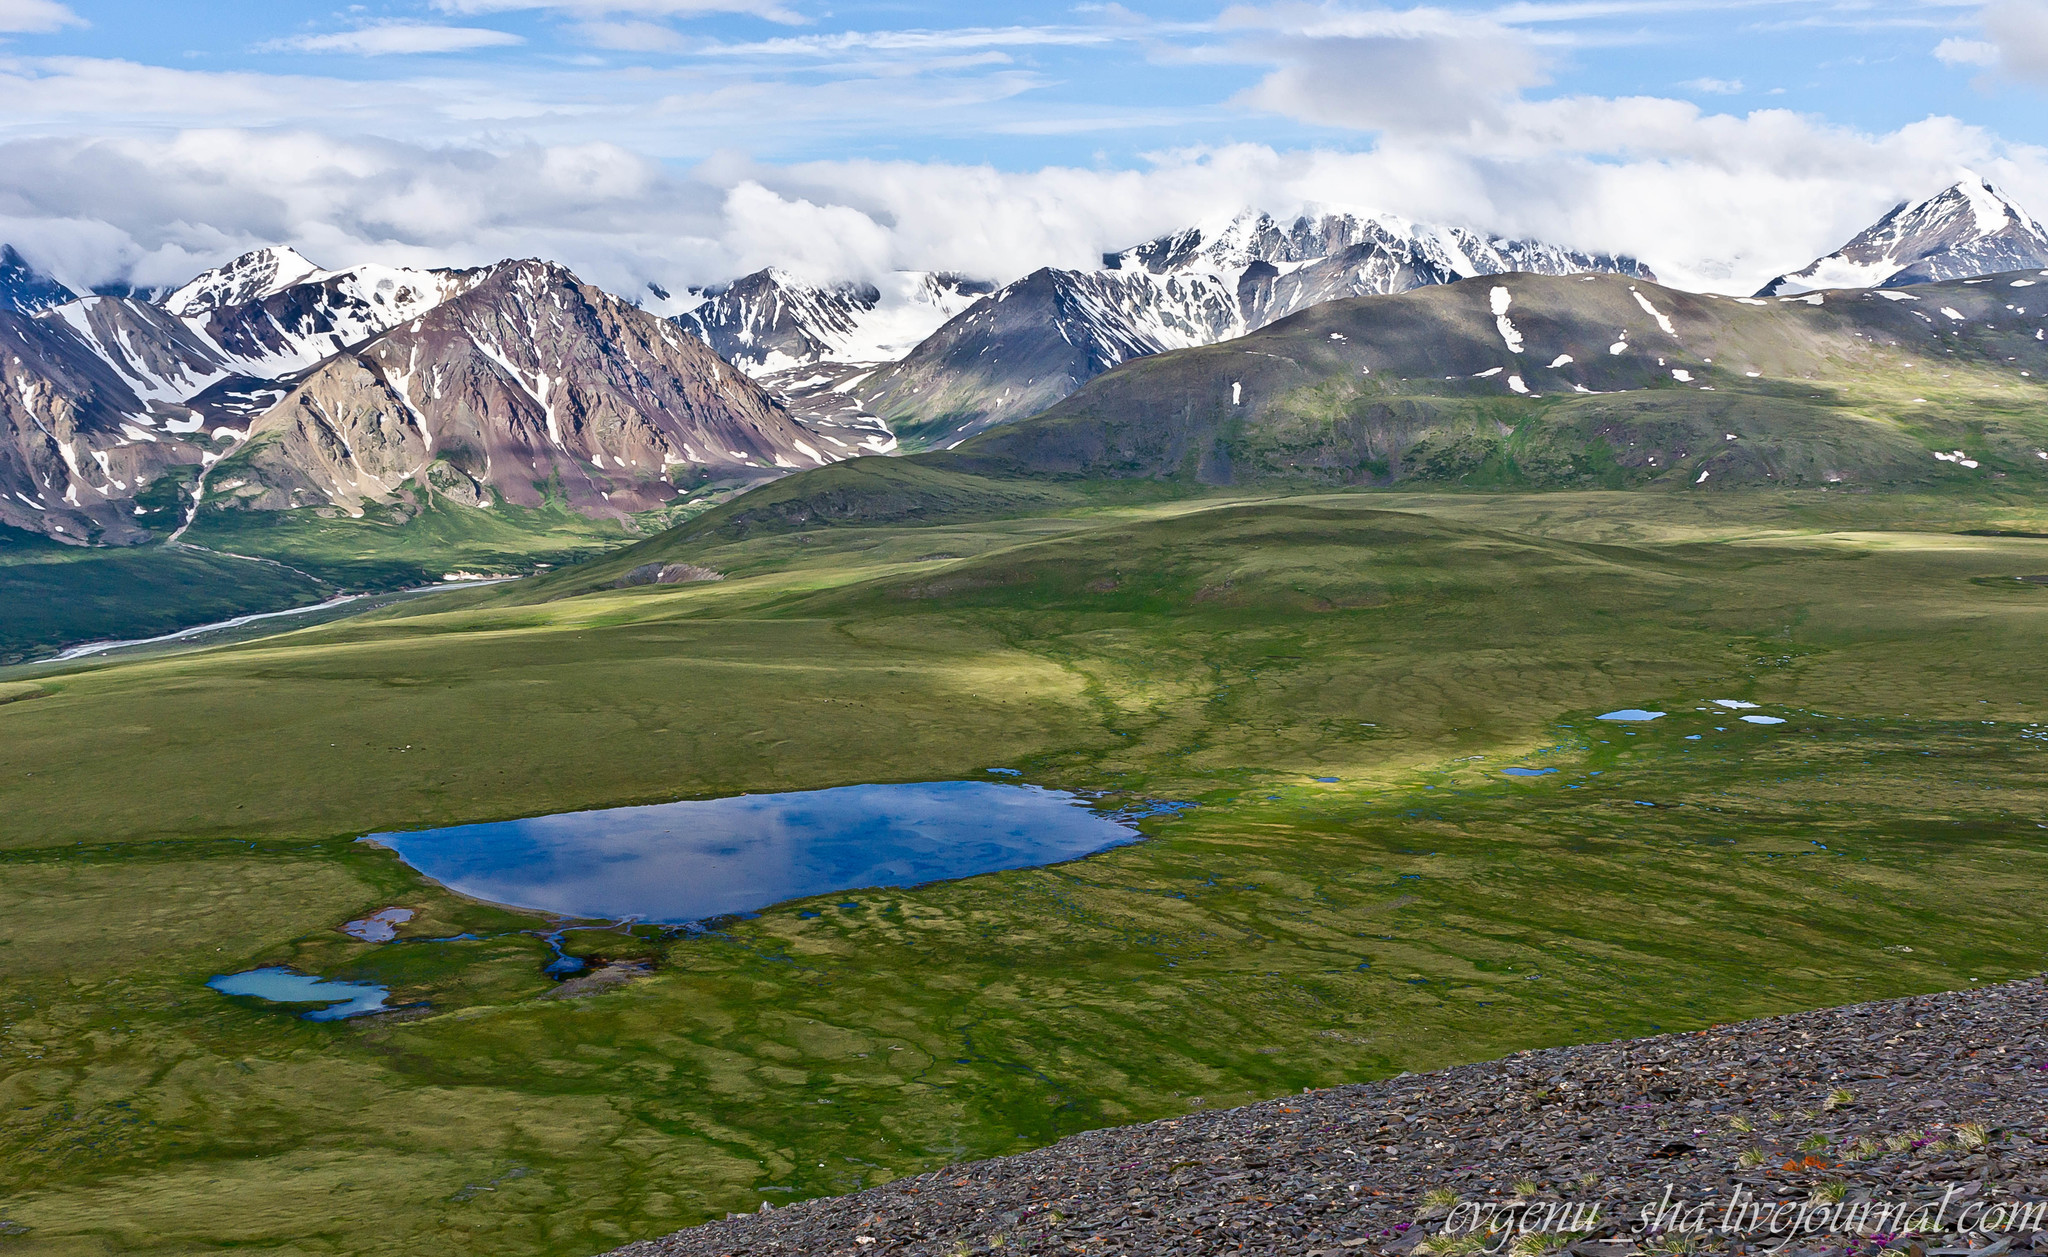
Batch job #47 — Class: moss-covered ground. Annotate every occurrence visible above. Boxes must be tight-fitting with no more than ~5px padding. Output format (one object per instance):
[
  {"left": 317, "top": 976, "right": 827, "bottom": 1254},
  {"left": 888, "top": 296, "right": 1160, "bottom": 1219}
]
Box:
[{"left": 3, "top": 489, "right": 2048, "bottom": 1255}]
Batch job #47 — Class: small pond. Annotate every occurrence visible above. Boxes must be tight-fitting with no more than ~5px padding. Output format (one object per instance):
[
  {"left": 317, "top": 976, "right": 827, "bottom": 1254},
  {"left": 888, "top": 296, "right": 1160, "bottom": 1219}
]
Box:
[
  {"left": 208, "top": 967, "right": 391, "bottom": 1020},
  {"left": 362, "top": 780, "right": 1160, "bottom": 924}
]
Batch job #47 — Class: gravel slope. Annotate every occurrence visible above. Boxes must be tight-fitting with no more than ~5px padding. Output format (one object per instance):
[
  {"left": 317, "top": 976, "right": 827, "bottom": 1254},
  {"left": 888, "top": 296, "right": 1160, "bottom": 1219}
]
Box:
[{"left": 612, "top": 977, "right": 2048, "bottom": 1256}]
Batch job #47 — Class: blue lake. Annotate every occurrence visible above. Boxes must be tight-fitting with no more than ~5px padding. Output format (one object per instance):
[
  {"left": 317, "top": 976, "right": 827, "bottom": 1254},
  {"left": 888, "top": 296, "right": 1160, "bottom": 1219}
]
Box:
[
  {"left": 209, "top": 967, "right": 391, "bottom": 1020},
  {"left": 362, "top": 781, "right": 1158, "bottom": 924},
  {"left": 1502, "top": 767, "right": 1557, "bottom": 777}
]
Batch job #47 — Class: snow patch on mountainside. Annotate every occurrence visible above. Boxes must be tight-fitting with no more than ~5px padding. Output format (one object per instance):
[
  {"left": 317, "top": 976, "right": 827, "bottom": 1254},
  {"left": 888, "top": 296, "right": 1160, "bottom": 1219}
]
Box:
[{"left": 1491, "top": 286, "right": 1524, "bottom": 354}]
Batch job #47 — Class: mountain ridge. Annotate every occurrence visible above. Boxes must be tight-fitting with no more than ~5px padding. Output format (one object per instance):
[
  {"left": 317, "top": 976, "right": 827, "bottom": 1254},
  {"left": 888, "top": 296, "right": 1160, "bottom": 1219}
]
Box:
[
  {"left": 214, "top": 258, "right": 817, "bottom": 521},
  {"left": 784, "top": 209, "right": 1659, "bottom": 450},
  {"left": 664, "top": 268, "right": 994, "bottom": 376},
  {"left": 1758, "top": 176, "right": 2048, "bottom": 296}
]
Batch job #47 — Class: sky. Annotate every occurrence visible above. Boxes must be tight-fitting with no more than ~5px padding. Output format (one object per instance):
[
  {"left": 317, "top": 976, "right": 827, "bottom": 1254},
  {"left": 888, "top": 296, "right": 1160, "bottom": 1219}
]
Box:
[{"left": 1, "top": 0, "right": 2046, "bottom": 296}]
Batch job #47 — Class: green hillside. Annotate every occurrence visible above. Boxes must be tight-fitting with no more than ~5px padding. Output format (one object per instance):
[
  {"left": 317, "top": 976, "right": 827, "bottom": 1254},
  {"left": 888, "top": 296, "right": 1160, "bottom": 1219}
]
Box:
[{"left": 946, "top": 270, "right": 2048, "bottom": 489}]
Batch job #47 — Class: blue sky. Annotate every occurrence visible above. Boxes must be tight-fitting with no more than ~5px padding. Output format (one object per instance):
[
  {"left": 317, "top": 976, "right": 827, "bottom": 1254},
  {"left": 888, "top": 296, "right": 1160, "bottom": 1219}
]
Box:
[
  {"left": 9, "top": 0, "right": 2041, "bottom": 163},
  {"left": 0, "top": 0, "right": 2045, "bottom": 293}
]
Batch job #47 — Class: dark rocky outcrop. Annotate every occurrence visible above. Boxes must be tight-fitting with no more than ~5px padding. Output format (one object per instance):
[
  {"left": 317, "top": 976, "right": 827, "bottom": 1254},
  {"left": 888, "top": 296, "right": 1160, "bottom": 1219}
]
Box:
[{"left": 616, "top": 562, "right": 722, "bottom": 587}]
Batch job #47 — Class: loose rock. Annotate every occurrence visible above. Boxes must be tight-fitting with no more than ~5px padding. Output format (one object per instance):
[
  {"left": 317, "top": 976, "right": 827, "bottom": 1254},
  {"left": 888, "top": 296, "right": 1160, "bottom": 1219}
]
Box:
[{"left": 608, "top": 977, "right": 2048, "bottom": 1257}]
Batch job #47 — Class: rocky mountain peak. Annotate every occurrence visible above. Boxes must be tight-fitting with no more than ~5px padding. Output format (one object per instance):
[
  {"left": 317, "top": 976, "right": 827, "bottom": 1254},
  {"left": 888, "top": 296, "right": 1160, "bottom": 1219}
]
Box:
[
  {"left": 0, "top": 246, "right": 852, "bottom": 544},
  {"left": 164, "top": 246, "right": 326, "bottom": 318},
  {"left": 1757, "top": 176, "right": 2048, "bottom": 295}
]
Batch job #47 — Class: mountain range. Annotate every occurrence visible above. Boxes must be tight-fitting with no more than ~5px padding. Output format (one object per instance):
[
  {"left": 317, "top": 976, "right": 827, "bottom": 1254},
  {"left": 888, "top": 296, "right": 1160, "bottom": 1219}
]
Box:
[
  {"left": 645, "top": 263, "right": 2048, "bottom": 555},
  {"left": 0, "top": 247, "right": 818, "bottom": 542},
  {"left": 0, "top": 176, "right": 2042, "bottom": 548},
  {"left": 673, "top": 210, "right": 1658, "bottom": 449}
]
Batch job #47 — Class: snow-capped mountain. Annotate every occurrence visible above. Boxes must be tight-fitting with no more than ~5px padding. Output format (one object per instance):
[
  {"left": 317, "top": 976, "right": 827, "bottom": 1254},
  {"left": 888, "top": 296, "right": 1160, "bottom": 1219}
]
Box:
[
  {"left": 857, "top": 210, "right": 1658, "bottom": 447},
  {"left": 179, "top": 252, "right": 489, "bottom": 382},
  {"left": 1094, "top": 209, "right": 1655, "bottom": 347},
  {"left": 1757, "top": 176, "right": 2048, "bottom": 296},
  {"left": 0, "top": 245, "right": 77, "bottom": 315},
  {"left": 166, "top": 246, "right": 328, "bottom": 317},
  {"left": 830, "top": 267, "right": 1179, "bottom": 450},
  {"left": 0, "top": 249, "right": 831, "bottom": 541},
  {"left": 5, "top": 247, "right": 497, "bottom": 466},
  {"left": 666, "top": 269, "right": 994, "bottom": 376}
]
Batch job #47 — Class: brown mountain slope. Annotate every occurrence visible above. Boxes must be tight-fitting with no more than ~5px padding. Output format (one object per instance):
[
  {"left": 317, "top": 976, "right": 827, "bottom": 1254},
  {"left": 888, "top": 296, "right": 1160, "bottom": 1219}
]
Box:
[{"left": 213, "top": 261, "right": 829, "bottom": 519}]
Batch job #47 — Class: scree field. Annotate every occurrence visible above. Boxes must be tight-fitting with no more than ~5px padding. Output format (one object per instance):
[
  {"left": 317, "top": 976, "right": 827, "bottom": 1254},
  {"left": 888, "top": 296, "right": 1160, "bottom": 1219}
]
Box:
[{"left": 4, "top": 489, "right": 2048, "bottom": 1255}]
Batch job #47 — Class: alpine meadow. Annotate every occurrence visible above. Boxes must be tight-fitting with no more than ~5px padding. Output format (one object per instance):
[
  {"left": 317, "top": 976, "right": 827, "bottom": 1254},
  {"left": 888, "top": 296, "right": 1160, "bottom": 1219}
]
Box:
[{"left": 5, "top": 6, "right": 2048, "bottom": 1256}]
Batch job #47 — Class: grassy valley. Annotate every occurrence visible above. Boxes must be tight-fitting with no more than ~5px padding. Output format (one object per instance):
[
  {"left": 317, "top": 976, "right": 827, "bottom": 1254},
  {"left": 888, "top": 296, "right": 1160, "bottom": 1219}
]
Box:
[
  {"left": 0, "top": 492, "right": 679, "bottom": 664},
  {"left": 0, "top": 525, "right": 330, "bottom": 665},
  {"left": 6, "top": 487, "right": 2048, "bottom": 1253}
]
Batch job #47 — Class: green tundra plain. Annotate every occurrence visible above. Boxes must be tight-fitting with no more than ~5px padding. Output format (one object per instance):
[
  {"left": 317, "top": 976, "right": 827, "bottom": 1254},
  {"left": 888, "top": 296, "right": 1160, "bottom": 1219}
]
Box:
[{"left": 6, "top": 484, "right": 2048, "bottom": 1256}]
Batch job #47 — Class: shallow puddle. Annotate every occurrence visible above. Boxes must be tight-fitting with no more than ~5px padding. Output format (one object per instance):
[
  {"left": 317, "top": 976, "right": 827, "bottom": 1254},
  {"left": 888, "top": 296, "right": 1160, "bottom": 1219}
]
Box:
[
  {"left": 363, "top": 780, "right": 1160, "bottom": 924},
  {"left": 208, "top": 967, "right": 391, "bottom": 1020}
]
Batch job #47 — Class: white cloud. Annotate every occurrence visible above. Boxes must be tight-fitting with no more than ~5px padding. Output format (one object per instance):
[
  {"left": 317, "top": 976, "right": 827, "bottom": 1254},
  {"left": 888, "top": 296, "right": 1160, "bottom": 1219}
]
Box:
[
  {"left": 1936, "top": 37, "right": 2002, "bottom": 67},
  {"left": 574, "top": 19, "right": 692, "bottom": 51},
  {"left": 1215, "top": 4, "right": 1553, "bottom": 135},
  {"left": 3, "top": 108, "right": 2040, "bottom": 308},
  {"left": 0, "top": 3, "right": 2046, "bottom": 315},
  {"left": 266, "top": 23, "right": 526, "bottom": 56},
  {"left": 0, "top": 59, "right": 321, "bottom": 123},
  {"left": 696, "top": 25, "right": 1122, "bottom": 57},
  {"left": 431, "top": 0, "right": 807, "bottom": 23},
  {"left": 0, "top": 0, "right": 82, "bottom": 33},
  {"left": 1983, "top": 0, "right": 2048, "bottom": 81},
  {"left": 1935, "top": 2, "right": 2048, "bottom": 81},
  {"left": 1682, "top": 77, "right": 1744, "bottom": 94}
]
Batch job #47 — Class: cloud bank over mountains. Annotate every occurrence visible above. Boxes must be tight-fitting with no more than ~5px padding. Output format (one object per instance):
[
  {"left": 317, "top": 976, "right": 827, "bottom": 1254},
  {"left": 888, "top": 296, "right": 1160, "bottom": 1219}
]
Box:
[{"left": 0, "top": 0, "right": 2044, "bottom": 300}]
